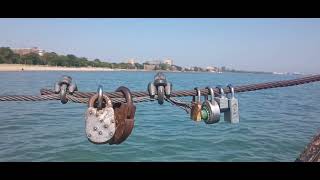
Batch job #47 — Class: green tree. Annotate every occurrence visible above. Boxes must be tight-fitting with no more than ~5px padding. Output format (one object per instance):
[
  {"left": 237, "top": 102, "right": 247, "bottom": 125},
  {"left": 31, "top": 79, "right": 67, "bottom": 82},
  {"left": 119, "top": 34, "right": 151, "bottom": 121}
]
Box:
[
  {"left": 0, "top": 47, "right": 15, "bottom": 64},
  {"left": 21, "top": 53, "right": 41, "bottom": 65},
  {"left": 66, "top": 54, "right": 78, "bottom": 67},
  {"left": 160, "top": 63, "right": 170, "bottom": 70}
]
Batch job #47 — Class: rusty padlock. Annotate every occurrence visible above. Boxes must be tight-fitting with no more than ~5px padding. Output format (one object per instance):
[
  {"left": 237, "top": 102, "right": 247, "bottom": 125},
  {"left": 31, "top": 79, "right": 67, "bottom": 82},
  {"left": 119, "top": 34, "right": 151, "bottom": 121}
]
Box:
[
  {"left": 108, "top": 86, "right": 136, "bottom": 145},
  {"left": 190, "top": 87, "right": 202, "bottom": 122}
]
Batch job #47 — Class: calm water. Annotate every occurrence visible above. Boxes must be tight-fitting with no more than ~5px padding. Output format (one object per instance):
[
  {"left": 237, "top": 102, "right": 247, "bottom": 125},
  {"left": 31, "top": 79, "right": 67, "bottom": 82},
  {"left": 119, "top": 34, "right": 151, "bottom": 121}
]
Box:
[{"left": 0, "top": 71, "right": 319, "bottom": 162}]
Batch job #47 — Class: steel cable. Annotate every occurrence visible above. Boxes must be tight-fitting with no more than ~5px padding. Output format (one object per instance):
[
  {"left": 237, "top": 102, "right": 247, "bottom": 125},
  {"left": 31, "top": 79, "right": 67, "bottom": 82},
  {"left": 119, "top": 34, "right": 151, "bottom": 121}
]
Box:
[{"left": 1, "top": 74, "right": 320, "bottom": 103}]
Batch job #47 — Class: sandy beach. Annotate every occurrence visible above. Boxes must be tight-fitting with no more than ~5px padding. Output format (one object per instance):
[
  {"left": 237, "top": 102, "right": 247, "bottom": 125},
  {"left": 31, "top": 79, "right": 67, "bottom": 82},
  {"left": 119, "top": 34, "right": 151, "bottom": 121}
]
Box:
[
  {"left": 0, "top": 64, "right": 187, "bottom": 73},
  {"left": 0, "top": 64, "right": 130, "bottom": 72}
]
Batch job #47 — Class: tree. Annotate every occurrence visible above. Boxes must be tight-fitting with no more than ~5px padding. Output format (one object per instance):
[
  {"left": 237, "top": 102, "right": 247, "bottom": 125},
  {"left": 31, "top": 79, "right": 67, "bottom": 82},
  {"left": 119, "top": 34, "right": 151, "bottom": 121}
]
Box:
[
  {"left": 160, "top": 63, "right": 170, "bottom": 70},
  {"left": 11, "top": 54, "right": 21, "bottom": 64},
  {"left": 21, "top": 53, "right": 41, "bottom": 65},
  {"left": 0, "top": 47, "right": 15, "bottom": 64}
]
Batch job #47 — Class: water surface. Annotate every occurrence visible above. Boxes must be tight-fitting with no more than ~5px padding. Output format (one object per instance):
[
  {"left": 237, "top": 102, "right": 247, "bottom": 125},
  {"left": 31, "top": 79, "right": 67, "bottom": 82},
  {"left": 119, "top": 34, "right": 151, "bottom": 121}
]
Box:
[{"left": 0, "top": 71, "right": 319, "bottom": 161}]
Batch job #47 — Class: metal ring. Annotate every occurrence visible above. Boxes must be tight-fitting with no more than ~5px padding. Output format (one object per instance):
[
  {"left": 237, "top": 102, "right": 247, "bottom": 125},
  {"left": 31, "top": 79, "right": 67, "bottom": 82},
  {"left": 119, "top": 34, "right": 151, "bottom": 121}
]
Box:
[
  {"left": 216, "top": 85, "right": 225, "bottom": 96},
  {"left": 97, "top": 85, "right": 103, "bottom": 110},
  {"left": 227, "top": 84, "right": 235, "bottom": 98}
]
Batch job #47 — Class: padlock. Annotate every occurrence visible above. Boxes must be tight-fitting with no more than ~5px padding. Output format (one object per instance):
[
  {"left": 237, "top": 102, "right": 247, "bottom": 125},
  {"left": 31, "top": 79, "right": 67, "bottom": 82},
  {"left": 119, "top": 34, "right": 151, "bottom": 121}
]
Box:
[
  {"left": 214, "top": 85, "right": 229, "bottom": 112},
  {"left": 224, "top": 84, "right": 240, "bottom": 123},
  {"left": 201, "top": 87, "right": 220, "bottom": 124},
  {"left": 109, "top": 86, "right": 136, "bottom": 145},
  {"left": 190, "top": 87, "right": 202, "bottom": 121},
  {"left": 85, "top": 87, "right": 116, "bottom": 144}
]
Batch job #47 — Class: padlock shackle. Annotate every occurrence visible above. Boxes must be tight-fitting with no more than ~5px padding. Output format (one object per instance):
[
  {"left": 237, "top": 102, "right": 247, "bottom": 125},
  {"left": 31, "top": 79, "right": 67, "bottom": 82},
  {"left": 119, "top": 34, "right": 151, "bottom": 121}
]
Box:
[
  {"left": 227, "top": 84, "right": 235, "bottom": 98},
  {"left": 97, "top": 85, "right": 103, "bottom": 110},
  {"left": 116, "top": 86, "right": 133, "bottom": 105},
  {"left": 193, "top": 87, "right": 201, "bottom": 103},
  {"left": 216, "top": 85, "right": 225, "bottom": 97},
  {"left": 205, "top": 86, "right": 215, "bottom": 103}
]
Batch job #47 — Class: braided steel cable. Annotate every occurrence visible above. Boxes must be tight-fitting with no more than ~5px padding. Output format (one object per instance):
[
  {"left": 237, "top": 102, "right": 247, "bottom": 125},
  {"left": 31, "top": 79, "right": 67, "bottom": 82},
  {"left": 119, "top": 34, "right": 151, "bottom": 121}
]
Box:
[
  {"left": 0, "top": 93, "right": 154, "bottom": 104},
  {"left": 39, "top": 74, "right": 320, "bottom": 98},
  {"left": 1, "top": 74, "right": 320, "bottom": 103}
]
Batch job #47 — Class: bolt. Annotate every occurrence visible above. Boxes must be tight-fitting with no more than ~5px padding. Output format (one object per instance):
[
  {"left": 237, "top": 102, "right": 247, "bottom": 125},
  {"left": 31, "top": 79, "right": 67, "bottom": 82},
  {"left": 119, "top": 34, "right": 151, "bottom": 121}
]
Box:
[
  {"left": 99, "top": 131, "right": 102, "bottom": 135},
  {"left": 89, "top": 111, "right": 92, "bottom": 115},
  {"left": 87, "top": 134, "right": 91, "bottom": 138},
  {"left": 109, "top": 132, "right": 113, "bottom": 136},
  {"left": 100, "top": 119, "right": 103, "bottom": 123},
  {"left": 93, "top": 127, "right": 97, "bottom": 131},
  {"left": 104, "top": 124, "right": 108, "bottom": 128},
  {"left": 111, "top": 119, "right": 115, "bottom": 123}
]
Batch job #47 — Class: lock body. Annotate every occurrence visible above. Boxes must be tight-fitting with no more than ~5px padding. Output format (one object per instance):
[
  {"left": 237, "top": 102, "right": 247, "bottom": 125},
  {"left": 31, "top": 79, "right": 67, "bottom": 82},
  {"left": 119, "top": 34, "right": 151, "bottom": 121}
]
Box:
[
  {"left": 224, "top": 97, "right": 239, "bottom": 123},
  {"left": 224, "top": 84, "right": 240, "bottom": 123},
  {"left": 85, "top": 94, "right": 116, "bottom": 144}
]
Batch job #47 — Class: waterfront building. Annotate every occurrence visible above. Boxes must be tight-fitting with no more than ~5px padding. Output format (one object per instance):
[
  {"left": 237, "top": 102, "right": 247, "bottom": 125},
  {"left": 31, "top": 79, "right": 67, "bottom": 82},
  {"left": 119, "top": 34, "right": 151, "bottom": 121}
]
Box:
[
  {"left": 12, "top": 47, "right": 45, "bottom": 56},
  {"left": 127, "top": 59, "right": 135, "bottom": 65},
  {"left": 163, "top": 59, "right": 173, "bottom": 66}
]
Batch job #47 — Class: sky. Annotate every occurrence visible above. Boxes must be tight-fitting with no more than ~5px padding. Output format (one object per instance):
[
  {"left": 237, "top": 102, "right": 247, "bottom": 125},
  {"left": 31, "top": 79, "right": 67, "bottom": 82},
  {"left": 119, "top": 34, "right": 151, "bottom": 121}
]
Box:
[{"left": 0, "top": 18, "right": 319, "bottom": 73}]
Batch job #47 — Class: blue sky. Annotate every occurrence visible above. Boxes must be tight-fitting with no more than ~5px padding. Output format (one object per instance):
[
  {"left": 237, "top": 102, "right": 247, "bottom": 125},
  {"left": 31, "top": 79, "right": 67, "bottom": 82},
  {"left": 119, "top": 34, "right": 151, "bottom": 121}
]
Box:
[{"left": 0, "top": 18, "right": 319, "bottom": 73}]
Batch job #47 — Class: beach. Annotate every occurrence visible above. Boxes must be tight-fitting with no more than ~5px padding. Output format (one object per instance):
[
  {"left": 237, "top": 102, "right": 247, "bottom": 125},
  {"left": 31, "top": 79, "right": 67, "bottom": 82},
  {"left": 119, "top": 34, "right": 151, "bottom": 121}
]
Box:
[
  {"left": 0, "top": 64, "right": 186, "bottom": 73},
  {"left": 0, "top": 64, "right": 130, "bottom": 72}
]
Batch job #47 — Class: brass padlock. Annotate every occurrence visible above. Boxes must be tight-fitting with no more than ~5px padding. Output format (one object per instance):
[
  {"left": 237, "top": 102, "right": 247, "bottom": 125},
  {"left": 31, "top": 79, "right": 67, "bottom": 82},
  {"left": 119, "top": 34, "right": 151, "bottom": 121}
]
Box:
[
  {"left": 190, "top": 87, "right": 202, "bottom": 121},
  {"left": 109, "top": 86, "right": 136, "bottom": 145}
]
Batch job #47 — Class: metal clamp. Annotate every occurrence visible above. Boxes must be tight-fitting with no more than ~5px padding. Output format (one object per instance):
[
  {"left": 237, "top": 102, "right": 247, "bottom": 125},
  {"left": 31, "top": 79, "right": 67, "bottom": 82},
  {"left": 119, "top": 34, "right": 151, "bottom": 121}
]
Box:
[
  {"left": 148, "top": 72, "right": 172, "bottom": 105},
  {"left": 54, "top": 75, "right": 78, "bottom": 104}
]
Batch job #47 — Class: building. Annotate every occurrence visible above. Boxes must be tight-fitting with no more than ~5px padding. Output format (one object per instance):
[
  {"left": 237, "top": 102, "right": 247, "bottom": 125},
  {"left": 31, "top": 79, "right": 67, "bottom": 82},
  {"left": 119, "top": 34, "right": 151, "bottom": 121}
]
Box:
[
  {"left": 146, "top": 60, "right": 161, "bottom": 65},
  {"left": 127, "top": 59, "right": 135, "bottom": 65},
  {"left": 206, "top": 66, "right": 219, "bottom": 72},
  {"left": 163, "top": 59, "right": 173, "bottom": 66},
  {"left": 144, "top": 64, "right": 157, "bottom": 70},
  {"left": 12, "top": 47, "right": 45, "bottom": 56}
]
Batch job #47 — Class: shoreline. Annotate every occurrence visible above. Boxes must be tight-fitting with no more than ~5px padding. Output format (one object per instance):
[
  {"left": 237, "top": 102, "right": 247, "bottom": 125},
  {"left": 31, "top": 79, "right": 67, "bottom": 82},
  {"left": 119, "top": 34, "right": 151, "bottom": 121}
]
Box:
[
  {"left": 0, "top": 64, "right": 306, "bottom": 75},
  {"left": 0, "top": 64, "right": 157, "bottom": 72},
  {"left": 0, "top": 64, "right": 215, "bottom": 73}
]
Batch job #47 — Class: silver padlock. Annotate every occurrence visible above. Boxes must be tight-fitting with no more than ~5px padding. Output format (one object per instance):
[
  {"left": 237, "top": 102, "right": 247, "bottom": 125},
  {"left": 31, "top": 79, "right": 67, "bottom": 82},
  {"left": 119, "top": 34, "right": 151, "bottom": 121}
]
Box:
[
  {"left": 214, "top": 85, "right": 229, "bottom": 112},
  {"left": 201, "top": 87, "right": 220, "bottom": 124},
  {"left": 224, "top": 84, "right": 239, "bottom": 123},
  {"left": 85, "top": 86, "right": 116, "bottom": 144}
]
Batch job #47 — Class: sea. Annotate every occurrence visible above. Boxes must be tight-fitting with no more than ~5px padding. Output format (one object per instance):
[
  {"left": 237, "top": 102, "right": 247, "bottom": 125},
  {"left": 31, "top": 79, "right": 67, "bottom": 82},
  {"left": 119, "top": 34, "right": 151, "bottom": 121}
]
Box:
[{"left": 0, "top": 71, "right": 319, "bottom": 161}]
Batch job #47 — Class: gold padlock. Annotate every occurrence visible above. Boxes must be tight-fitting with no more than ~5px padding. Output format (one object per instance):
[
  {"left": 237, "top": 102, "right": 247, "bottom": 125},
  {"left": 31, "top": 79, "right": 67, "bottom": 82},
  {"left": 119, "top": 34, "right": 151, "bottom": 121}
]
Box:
[{"left": 190, "top": 87, "right": 202, "bottom": 121}]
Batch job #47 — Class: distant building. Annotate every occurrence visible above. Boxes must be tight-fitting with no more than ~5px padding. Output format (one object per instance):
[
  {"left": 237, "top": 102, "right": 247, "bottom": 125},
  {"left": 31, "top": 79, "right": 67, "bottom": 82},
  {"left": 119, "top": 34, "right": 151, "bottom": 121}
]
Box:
[
  {"left": 127, "top": 59, "right": 135, "bottom": 65},
  {"left": 163, "top": 59, "right": 173, "bottom": 66},
  {"left": 146, "top": 60, "right": 161, "bottom": 65},
  {"left": 170, "top": 65, "right": 177, "bottom": 71},
  {"left": 144, "top": 64, "right": 156, "bottom": 70},
  {"left": 206, "top": 66, "right": 219, "bottom": 72},
  {"left": 12, "top": 47, "right": 45, "bottom": 56}
]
